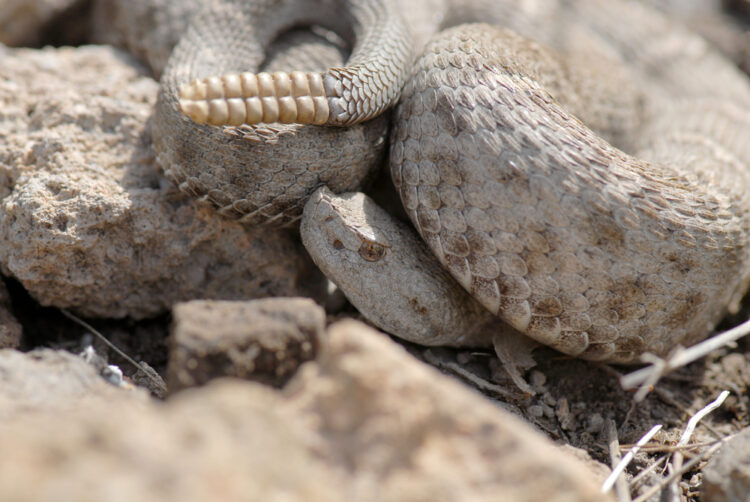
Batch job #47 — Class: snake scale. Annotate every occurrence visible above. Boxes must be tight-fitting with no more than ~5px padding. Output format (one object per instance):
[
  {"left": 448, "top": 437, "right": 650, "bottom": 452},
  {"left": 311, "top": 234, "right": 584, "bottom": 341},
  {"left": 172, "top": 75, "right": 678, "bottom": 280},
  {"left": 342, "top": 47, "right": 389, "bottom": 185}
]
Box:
[{"left": 140, "top": 0, "right": 750, "bottom": 363}]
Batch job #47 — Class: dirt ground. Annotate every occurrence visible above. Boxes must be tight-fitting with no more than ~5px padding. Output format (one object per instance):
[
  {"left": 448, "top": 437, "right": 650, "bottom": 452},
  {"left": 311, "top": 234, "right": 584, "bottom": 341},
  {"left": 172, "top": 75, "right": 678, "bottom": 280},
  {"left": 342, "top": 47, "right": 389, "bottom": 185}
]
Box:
[{"left": 9, "top": 267, "right": 750, "bottom": 501}]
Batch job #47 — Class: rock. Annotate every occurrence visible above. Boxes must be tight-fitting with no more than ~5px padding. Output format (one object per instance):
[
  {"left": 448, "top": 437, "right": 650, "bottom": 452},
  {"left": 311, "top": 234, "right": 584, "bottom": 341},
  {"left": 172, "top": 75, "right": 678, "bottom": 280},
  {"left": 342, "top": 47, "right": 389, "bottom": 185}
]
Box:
[
  {"left": 703, "top": 427, "right": 750, "bottom": 502},
  {"left": 0, "top": 0, "right": 82, "bottom": 46},
  {"left": 0, "top": 320, "right": 613, "bottom": 501},
  {"left": 0, "top": 280, "right": 22, "bottom": 349},
  {"left": 167, "top": 298, "right": 326, "bottom": 392},
  {"left": 0, "top": 348, "right": 147, "bottom": 420},
  {"left": 0, "top": 44, "right": 324, "bottom": 318},
  {"left": 558, "top": 444, "right": 612, "bottom": 486},
  {"left": 0, "top": 379, "right": 346, "bottom": 502},
  {"left": 288, "top": 320, "right": 613, "bottom": 501}
]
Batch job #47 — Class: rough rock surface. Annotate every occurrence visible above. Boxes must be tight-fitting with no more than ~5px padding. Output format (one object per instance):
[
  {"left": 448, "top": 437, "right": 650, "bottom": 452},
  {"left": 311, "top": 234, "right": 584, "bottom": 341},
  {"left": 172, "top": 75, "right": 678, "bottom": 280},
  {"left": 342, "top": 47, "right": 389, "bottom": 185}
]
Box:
[
  {"left": 0, "top": 44, "right": 324, "bottom": 318},
  {"left": 0, "top": 379, "right": 344, "bottom": 502},
  {"left": 168, "top": 298, "right": 326, "bottom": 392},
  {"left": 0, "top": 348, "right": 148, "bottom": 421},
  {"left": 286, "top": 320, "right": 613, "bottom": 501},
  {"left": 703, "top": 427, "right": 750, "bottom": 502},
  {"left": 0, "top": 280, "right": 22, "bottom": 349},
  {"left": 0, "top": 320, "right": 613, "bottom": 502},
  {"left": 0, "top": 0, "right": 83, "bottom": 46}
]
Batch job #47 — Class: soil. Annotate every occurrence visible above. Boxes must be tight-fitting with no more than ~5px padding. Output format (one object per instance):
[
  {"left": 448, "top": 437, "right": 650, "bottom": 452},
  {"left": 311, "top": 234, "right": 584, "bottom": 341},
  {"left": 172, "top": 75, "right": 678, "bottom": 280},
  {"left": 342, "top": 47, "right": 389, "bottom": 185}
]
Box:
[{"left": 13, "top": 262, "right": 750, "bottom": 501}]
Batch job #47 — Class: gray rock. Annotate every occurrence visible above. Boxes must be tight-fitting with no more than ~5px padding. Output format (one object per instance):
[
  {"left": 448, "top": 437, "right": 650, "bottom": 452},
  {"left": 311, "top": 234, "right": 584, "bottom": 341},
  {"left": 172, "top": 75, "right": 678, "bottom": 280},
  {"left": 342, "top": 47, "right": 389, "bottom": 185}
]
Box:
[
  {"left": 0, "top": 44, "right": 324, "bottom": 318},
  {"left": 168, "top": 298, "right": 326, "bottom": 392},
  {"left": 0, "top": 348, "right": 147, "bottom": 421},
  {"left": 291, "top": 320, "right": 613, "bottom": 501},
  {"left": 703, "top": 428, "right": 750, "bottom": 502},
  {"left": 0, "top": 320, "right": 612, "bottom": 502},
  {"left": 0, "top": 378, "right": 345, "bottom": 502}
]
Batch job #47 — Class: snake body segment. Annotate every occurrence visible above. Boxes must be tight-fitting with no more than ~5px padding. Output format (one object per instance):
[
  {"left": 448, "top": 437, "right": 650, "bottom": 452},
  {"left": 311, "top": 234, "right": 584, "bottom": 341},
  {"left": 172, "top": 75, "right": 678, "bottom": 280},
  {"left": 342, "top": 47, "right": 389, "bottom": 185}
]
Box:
[
  {"left": 390, "top": 18, "right": 750, "bottom": 362},
  {"left": 157, "top": 0, "right": 750, "bottom": 362},
  {"left": 152, "top": 0, "right": 411, "bottom": 225},
  {"left": 174, "top": 0, "right": 412, "bottom": 127}
]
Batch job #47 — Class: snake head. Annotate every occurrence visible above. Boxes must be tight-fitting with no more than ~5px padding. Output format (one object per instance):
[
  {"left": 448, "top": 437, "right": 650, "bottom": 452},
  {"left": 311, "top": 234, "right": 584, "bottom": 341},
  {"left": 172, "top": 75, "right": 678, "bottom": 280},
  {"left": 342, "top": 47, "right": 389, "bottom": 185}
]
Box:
[{"left": 300, "top": 187, "right": 502, "bottom": 348}]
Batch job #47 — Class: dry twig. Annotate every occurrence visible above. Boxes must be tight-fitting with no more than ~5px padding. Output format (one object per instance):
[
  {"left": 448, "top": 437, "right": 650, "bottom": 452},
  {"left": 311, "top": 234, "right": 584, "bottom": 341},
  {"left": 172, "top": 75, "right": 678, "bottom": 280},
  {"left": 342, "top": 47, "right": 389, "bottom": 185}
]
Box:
[
  {"left": 667, "top": 391, "right": 730, "bottom": 501},
  {"left": 676, "top": 391, "right": 730, "bottom": 449},
  {"left": 422, "top": 349, "right": 517, "bottom": 399},
  {"left": 628, "top": 455, "right": 668, "bottom": 493},
  {"left": 61, "top": 308, "right": 167, "bottom": 395},
  {"left": 622, "top": 318, "right": 750, "bottom": 400},
  {"left": 602, "top": 424, "right": 662, "bottom": 494},
  {"left": 620, "top": 439, "right": 720, "bottom": 454},
  {"left": 606, "top": 419, "right": 632, "bottom": 502},
  {"left": 631, "top": 440, "right": 726, "bottom": 502}
]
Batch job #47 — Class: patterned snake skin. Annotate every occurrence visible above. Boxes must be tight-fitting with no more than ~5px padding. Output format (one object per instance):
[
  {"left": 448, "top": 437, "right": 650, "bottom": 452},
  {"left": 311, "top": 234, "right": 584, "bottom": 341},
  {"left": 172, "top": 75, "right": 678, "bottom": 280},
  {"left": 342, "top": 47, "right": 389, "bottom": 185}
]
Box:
[
  {"left": 150, "top": 0, "right": 410, "bottom": 225},
  {"left": 146, "top": 0, "right": 750, "bottom": 362}
]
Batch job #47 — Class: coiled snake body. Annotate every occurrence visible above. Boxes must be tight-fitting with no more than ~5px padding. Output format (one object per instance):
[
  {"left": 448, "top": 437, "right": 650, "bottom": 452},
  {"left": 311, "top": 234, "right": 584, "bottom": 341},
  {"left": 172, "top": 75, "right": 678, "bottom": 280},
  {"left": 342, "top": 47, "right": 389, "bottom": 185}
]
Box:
[{"left": 150, "top": 0, "right": 750, "bottom": 363}]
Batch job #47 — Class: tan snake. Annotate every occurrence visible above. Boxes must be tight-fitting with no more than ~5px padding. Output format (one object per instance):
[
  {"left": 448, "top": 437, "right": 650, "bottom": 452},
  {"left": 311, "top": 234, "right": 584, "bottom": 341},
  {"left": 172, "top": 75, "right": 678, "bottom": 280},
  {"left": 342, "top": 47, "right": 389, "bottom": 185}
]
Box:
[{"left": 154, "top": 0, "right": 750, "bottom": 363}]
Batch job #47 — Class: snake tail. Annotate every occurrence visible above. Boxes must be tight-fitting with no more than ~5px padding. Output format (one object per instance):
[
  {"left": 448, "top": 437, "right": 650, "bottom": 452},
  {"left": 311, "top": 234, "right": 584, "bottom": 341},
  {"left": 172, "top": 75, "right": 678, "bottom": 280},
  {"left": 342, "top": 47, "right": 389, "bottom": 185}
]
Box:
[
  {"left": 179, "top": 70, "right": 330, "bottom": 125},
  {"left": 177, "top": 0, "right": 412, "bottom": 127}
]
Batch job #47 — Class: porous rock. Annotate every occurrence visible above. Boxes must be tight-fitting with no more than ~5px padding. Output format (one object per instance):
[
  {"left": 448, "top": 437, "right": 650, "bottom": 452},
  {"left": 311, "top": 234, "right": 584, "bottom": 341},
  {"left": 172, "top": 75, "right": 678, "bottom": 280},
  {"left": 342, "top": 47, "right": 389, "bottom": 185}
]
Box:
[
  {"left": 168, "top": 298, "right": 326, "bottom": 392},
  {"left": 0, "top": 348, "right": 147, "bottom": 421},
  {"left": 0, "top": 320, "right": 613, "bottom": 502},
  {"left": 703, "top": 427, "right": 750, "bottom": 502},
  {"left": 0, "top": 44, "right": 324, "bottom": 318},
  {"left": 0, "top": 378, "right": 344, "bottom": 502}
]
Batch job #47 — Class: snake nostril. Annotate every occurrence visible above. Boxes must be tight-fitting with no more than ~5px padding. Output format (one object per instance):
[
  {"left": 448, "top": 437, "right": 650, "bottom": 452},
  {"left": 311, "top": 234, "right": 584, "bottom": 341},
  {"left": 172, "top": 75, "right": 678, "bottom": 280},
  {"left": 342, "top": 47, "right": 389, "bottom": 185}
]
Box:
[{"left": 332, "top": 239, "right": 344, "bottom": 250}]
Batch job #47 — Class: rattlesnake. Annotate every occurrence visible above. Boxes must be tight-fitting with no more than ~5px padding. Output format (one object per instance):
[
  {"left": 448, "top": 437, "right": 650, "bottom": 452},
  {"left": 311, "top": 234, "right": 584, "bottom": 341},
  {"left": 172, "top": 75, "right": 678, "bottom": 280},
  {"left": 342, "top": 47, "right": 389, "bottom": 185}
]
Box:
[{"left": 146, "top": 0, "right": 750, "bottom": 363}]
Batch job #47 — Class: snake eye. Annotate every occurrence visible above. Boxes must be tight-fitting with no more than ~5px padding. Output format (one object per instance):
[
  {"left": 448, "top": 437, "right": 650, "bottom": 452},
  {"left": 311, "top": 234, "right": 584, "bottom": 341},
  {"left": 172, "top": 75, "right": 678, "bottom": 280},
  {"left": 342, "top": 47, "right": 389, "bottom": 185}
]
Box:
[{"left": 358, "top": 240, "right": 388, "bottom": 262}]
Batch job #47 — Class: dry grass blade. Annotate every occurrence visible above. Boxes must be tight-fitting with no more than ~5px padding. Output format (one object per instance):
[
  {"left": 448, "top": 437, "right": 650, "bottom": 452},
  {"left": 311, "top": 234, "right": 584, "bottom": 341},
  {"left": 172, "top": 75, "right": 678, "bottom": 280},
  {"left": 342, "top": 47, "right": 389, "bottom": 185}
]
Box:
[
  {"left": 422, "top": 349, "right": 517, "bottom": 399},
  {"left": 631, "top": 440, "right": 727, "bottom": 502},
  {"left": 602, "top": 424, "right": 662, "bottom": 494},
  {"left": 628, "top": 455, "right": 667, "bottom": 492},
  {"left": 621, "top": 318, "right": 750, "bottom": 400},
  {"left": 61, "top": 308, "right": 168, "bottom": 395},
  {"left": 620, "top": 440, "right": 721, "bottom": 453},
  {"left": 667, "top": 391, "right": 731, "bottom": 502},
  {"left": 676, "top": 391, "right": 730, "bottom": 448},
  {"left": 606, "top": 419, "right": 632, "bottom": 502}
]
